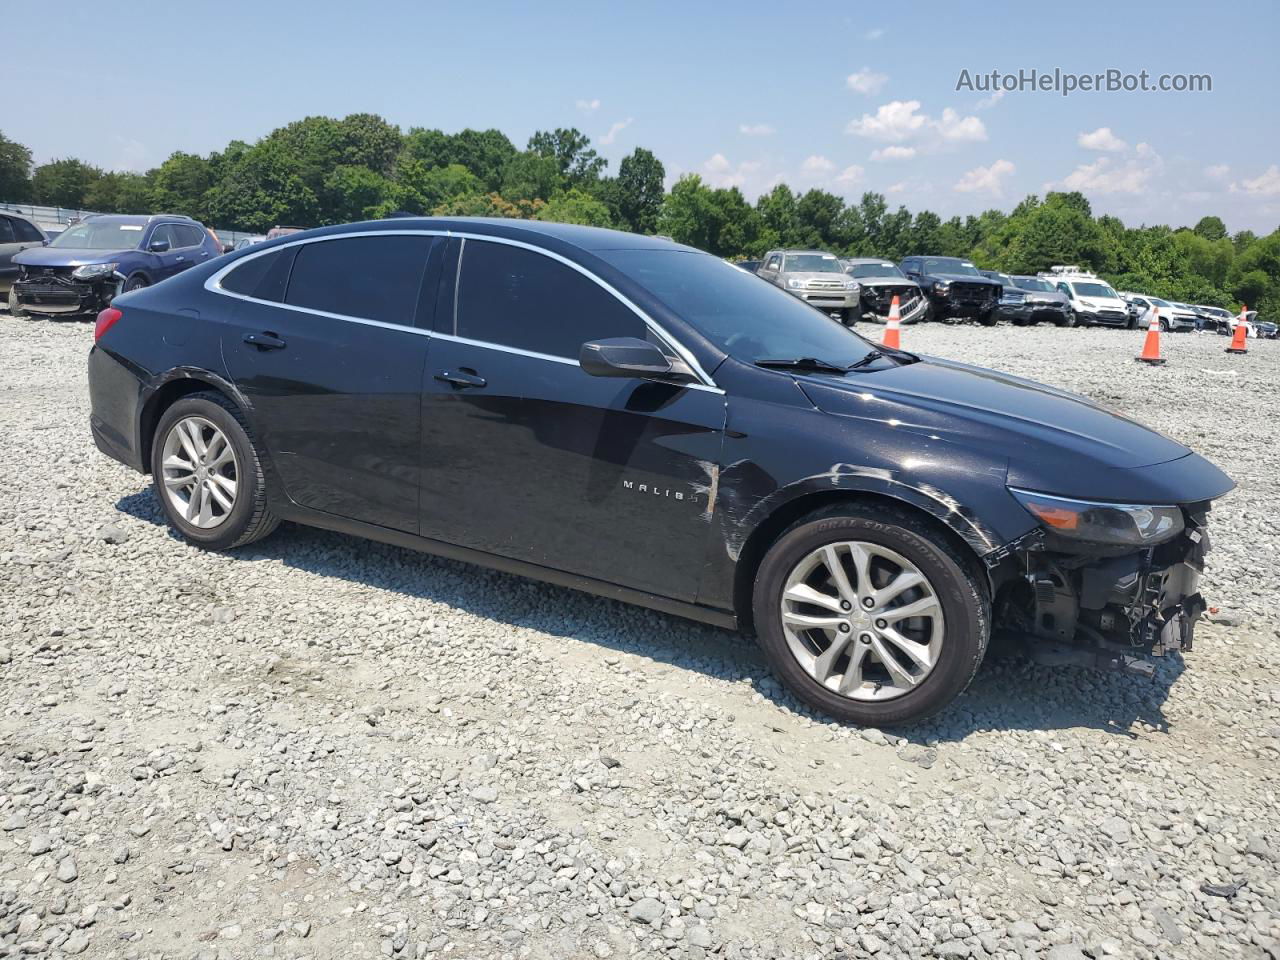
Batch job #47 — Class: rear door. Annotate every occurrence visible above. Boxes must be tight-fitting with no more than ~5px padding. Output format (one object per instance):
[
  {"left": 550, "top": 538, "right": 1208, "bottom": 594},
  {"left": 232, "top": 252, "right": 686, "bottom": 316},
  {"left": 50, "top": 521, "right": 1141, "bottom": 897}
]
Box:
[
  {"left": 0, "top": 216, "right": 20, "bottom": 290},
  {"left": 173, "top": 223, "right": 214, "bottom": 275},
  {"left": 219, "top": 232, "right": 444, "bottom": 533},
  {"left": 418, "top": 237, "right": 725, "bottom": 602}
]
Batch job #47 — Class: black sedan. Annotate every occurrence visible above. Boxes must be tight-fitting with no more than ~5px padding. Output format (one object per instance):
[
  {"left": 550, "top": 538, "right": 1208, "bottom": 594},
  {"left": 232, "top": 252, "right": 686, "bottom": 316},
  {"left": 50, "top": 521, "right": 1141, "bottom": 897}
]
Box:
[{"left": 88, "top": 219, "right": 1234, "bottom": 726}]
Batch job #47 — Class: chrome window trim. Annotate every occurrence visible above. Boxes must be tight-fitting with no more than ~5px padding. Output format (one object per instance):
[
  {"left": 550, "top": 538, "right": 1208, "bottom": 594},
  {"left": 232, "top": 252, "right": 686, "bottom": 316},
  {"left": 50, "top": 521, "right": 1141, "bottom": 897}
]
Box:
[{"left": 203, "top": 228, "right": 719, "bottom": 389}]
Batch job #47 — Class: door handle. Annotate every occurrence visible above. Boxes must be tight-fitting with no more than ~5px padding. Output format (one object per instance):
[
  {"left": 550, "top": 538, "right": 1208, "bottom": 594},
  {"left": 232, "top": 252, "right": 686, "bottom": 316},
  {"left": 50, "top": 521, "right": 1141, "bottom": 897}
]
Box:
[
  {"left": 175, "top": 256, "right": 186, "bottom": 262},
  {"left": 243, "top": 331, "right": 286, "bottom": 350},
  {"left": 434, "top": 369, "right": 486, "bottom": 389}
]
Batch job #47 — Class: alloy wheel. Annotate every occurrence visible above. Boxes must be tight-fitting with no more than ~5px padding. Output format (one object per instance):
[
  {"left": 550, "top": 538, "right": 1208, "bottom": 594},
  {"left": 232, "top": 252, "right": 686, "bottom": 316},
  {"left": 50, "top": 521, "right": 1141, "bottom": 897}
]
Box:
[
  {"left": 160, "top": 416, "right": 239, "bottom": 529},
  {"left": 780, "top": 540, "right": 945, "bottom": 701}
]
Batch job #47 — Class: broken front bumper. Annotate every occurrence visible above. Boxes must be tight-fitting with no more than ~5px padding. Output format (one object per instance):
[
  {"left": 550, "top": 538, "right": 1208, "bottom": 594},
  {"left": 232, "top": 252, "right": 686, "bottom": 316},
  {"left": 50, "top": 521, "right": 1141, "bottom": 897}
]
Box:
[
  {"left": 13, "top": 275, "right": 120, "bottom": 316},
  {"left": 996, "top": 505, "right": 1215, "bottom": 669}
]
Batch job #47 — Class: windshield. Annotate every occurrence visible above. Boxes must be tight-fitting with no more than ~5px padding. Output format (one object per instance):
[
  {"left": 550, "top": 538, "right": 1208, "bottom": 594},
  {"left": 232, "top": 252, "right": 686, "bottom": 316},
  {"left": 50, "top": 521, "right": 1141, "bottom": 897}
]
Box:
[
  {"left": 49, "top": 221, "right": 146, "bottom": 250},
  {"left": 922, "top": 258, "right": 981, "bottom": 277},
  {"left": 601, "top": 250, "right": 877, "bottom": 368},
  {"left": 783, "top": 253, "right": 843, "bottom": 273},
  {"left": 1014, "top": 277, "right": 1054, "bottom": 292},
  {"left": 847, "top": 262, "right": 906, "bottom": 279},
  {"left": 1149, "top": 297, "right": 1173, "bottom": 308},
  {"left": 1072, "top": 282, "right": 1118, "bottom": 298}
]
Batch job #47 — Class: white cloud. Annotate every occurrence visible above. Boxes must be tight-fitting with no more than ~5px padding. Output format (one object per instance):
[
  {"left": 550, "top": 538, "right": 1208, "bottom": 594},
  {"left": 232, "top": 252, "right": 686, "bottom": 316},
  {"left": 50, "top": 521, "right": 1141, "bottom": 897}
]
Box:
[
  {"left": 847, "top": 100, "right": 985, "bottom": 146},
  {"left": 976, "top": 89, "right": 1005, "bottom": 110},
  {"left": 598, "top": 118, "right": 634, "bottom": 146},
  {"left": 575, "top": 98, "right": 601, "bottom": 114},
  {"left": 835, "top": 165, "right": 865, "bottom": 187},
  {"left": 739, "top": 123, "right": 775, "bottom": 136},
  {"left": 702, "top": 153, "right": 762, "bottom": 189},
  {"left": 112, "top": 136, "right": 148, "bottom": 172},
  {"left": 1230, "top": 164, "right": 1280, "bottom": 196},
  {"left": 847, "top": 100, "right": 928, "bottom": 141},
  {"left": 846, "top": 68, "right": 888, "bottom": 96},
  {"left": 1056, "top": 152, "right": 1160, "bottom": 195},
  {"left": 865, "top": 27, "right": 885, "bottom": 40},
  {"left": 936, "top": 108, "right": 987, "bottom": 143},
  {"left": 801, "top": 155, "right": 835, "bottom": 174},
  {"left": 1205, "top": 163, "right": 1230, "bottom": 180},
  {"left": 1077, "top": 127, "right": 1127, "bottom": 152},
  {"left": 955, "top": 159, "right": 1016, "bottom": 196},
  {"left": 885, "top": 181, "right": 907, "bottom": 194},
  {"left": 870, "top": 145, "right": 917, "bottom": 161}
]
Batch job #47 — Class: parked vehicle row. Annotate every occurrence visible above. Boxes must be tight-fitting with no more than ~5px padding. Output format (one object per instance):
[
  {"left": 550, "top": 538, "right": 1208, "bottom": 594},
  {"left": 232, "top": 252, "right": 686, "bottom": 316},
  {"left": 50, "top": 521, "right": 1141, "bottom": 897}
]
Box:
[{"left": 87, "top": 218, "right": 1235, "bottom": 726}]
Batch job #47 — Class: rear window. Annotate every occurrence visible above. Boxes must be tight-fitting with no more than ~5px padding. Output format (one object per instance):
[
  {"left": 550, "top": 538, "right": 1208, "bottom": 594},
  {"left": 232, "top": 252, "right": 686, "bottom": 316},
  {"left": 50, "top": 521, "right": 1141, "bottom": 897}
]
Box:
[
  {"left": 220, "top": 248, "right": 296, "bottom": 302},
  {"left": 284, "top": 235, "right": 433, "bottom": 325}
]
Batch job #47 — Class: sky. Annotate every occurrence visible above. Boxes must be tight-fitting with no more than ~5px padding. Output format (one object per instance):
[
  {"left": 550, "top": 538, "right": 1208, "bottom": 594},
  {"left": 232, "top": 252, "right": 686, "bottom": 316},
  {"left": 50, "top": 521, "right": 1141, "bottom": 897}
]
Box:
[{"left": 8, "top": 0, "right": 1279, "bottom": 233}]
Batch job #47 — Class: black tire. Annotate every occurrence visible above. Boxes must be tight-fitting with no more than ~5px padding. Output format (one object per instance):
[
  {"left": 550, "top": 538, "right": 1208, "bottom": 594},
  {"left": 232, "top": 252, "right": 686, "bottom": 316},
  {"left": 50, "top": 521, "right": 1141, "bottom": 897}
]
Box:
[
  {"left": 123, "top": 274, "right": 148, "bottom": 294},
  {"left": 840, "top": 308, "right": 858, "bottom": 326},
  {"left": 752, "top": 505, "right": 990, "bottom": 727},
  {"left": 1011, "top": 316, "right": 1029, "bottom": 327},
  {"left": 978, "top": 308, "right": 999, "bottom": 327},
  {"left": 1158, "top": 318, "right": 1169, "bottom": 333},
  {"left": 7, "top": 287, "right": 26, "bottom": 319},
  {"left": 150, "top": 391, "right": 279, "bottom": 551}
]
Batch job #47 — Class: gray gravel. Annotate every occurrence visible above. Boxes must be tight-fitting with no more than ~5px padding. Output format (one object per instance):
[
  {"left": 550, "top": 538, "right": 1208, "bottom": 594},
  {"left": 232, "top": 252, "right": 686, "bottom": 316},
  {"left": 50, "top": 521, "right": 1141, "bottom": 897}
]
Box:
[{"left": 1, "top": 312, "right": 1277, "bottom": 960}]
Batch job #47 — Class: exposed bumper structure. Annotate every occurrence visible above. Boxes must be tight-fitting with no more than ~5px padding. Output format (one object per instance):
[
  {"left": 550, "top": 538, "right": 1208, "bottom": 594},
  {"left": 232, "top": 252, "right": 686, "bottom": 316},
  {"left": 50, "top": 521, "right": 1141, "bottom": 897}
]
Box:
[
  {"left": 13, "top": 272, "right": 122, "bottom": 317},
  {"left": 858, "top": 283, "right": 930, "bottom": 323},
  {"left": 995, "top": 502, "right": 1216, "bottom": 671}
]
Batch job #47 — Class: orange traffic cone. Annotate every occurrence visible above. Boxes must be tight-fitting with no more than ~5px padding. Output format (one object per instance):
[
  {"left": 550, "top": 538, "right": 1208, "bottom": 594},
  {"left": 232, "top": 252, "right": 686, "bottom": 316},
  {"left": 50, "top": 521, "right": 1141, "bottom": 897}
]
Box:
[
  {"left": 1135, "top": 307, "right": 1166, "bottom": 365},
  {"left": 1226, "top": 304, "right": 1249, "bottom": 354},
  {"left": 882, "top": 295, "right": 902, "bottom": 350}
]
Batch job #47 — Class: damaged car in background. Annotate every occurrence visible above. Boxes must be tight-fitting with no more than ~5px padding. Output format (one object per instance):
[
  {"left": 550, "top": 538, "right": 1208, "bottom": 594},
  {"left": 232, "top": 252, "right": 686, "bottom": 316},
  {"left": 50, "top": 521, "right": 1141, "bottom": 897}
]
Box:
[
  {"left": 10, "top": 214, "right": 221, "bottom": 319},
  {"left": 842, "top": 258, "right": 930, "bottom": 324},
  {"left": 87, "top": 219, "right": 1234, "bottom": 726}
]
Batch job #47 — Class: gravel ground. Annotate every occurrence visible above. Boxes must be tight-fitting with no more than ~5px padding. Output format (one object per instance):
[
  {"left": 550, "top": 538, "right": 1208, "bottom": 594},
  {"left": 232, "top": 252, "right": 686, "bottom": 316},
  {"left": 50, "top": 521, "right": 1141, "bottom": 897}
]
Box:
[{"left": 1, "top": 310, "right": 1277, "bottom": 960}]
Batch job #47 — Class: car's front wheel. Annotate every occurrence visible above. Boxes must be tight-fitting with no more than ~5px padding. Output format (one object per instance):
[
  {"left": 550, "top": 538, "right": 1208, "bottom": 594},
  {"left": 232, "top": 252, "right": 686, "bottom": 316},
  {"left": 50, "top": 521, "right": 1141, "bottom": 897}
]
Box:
[
  {"left": 7, "top": 287, "right": 27, "bottom": 318},
  {"left": 839, "top": 308, "right": 858, "bottom": 326},
  {"left": 150, "top": 392, "right": 279, "bottom": 551},
  {"left": 752, "top": 506, "right": 989, "bottom": 726}
]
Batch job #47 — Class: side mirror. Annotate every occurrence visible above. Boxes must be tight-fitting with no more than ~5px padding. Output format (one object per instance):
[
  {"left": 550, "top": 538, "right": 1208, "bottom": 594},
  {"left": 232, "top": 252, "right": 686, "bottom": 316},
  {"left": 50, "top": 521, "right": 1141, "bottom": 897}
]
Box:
[
  {"left": 149, "top": 238, "right": 170, "bottom": 253},
  {"left": 579, "top": 337, "right": 673, "bottom": 379}
]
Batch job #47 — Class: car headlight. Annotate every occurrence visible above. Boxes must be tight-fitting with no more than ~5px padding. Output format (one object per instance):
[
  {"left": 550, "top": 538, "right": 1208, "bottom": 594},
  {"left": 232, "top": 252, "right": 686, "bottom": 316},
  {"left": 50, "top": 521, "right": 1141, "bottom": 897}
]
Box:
[
  {"left": 934, "top": 281, "right": 950, "bottom": 293},
  {"left": 1009, "top": 488, "right": 1185, "bottom": 546},
  {"left": 844, "top": 280, "right": 860, "bottom": 291},
  {"left": 786, "top": 278, "right": 806, "bottom": 290},
  {"left": 1078, "top": 299, "right": 1096, "bottom": 308},
  {"left": 72, "top": 262, "right": 119, "bottom": 280}
]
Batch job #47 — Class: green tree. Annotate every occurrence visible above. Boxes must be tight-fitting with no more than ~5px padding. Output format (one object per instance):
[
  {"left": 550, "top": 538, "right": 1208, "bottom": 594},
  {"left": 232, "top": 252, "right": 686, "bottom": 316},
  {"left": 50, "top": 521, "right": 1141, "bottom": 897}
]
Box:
[
  {"left": 84, "top": 172, "right": 153, "bottom": 214},
  {"left": 322, "top": 165, "right": 400, "bottom": 223},
  {"left": 31, "top": 158, "right": 102, "bottom": 208},
  {"left": 612, "top": 147, "right": 665, "bottom": 233},
  {"left": 0, "top": 130, "right": 33, "bottom": 201},
  {"left": 395, "top": 161, "right": 483, "bottom": 213},
  {"left": 756, "top": 184, "right": 800, "bottom": 247},
  {"left": 500, "top": 152, "right": 562, "bottom": 204},
  {"left": 795, "top": 189, "right": 844, "bottom": 249},
  {"left": 536, "top": 188, "right": 613, "bottom": 227},
  {"left": 150, "top": 152, "right": 213, "bottom": 218},
  {"left": 337, "top": 113, "right": 403, "bottom": 174},
  {"left": 528, "top": 128, "right": 605, "bottom": 185},
  {"left": 1193, "top": 215, "right": 1227, "bottom": 242},
  {"left": 205, "top": 140, "right": 319, "bottom": 231}
]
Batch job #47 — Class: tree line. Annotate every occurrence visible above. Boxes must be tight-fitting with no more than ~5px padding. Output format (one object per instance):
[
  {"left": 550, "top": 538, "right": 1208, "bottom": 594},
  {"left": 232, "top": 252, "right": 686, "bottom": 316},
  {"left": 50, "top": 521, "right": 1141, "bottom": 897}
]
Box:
[{"left": 1, "top": 115, "right": 1276, "bottom": 315}]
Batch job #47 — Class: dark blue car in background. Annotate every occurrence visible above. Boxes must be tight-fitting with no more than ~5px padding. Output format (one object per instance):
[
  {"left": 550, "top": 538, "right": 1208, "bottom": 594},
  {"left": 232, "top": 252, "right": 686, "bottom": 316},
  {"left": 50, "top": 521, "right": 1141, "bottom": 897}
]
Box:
[{"left": 11, "top": 213, "right": 221, "bottom": 319}]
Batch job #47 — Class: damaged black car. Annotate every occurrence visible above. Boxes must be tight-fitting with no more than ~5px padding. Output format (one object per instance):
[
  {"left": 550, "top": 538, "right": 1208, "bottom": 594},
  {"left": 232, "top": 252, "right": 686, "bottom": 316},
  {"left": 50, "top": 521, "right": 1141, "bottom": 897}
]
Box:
[
  {"left": 842, "top": 258, "right": 930, "bottom": 324},
  {"left": 11, "top": 214, "right": 221, "bottom": 319},
  {"left": 86, "top": 220, "right": 1234, "bottom": 726}
]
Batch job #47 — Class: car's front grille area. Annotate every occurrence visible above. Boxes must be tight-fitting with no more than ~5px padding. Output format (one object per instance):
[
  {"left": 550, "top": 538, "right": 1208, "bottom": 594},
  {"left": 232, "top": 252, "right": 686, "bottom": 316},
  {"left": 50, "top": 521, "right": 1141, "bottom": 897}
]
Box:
[
  {"left": 20, "top": 266, "right": 76, "bottom": 280},
  {"left": 16, "top": 280, "right": 92, "bottom": 306},
  {"left": 862, "top": 284, "right": 924, "bottom": 313},
  {"left": 806, "top": 279, "right": 847, "bottom": 291},
  {"left": 950, "top": 282, "right": 996, "bottom": 304}
]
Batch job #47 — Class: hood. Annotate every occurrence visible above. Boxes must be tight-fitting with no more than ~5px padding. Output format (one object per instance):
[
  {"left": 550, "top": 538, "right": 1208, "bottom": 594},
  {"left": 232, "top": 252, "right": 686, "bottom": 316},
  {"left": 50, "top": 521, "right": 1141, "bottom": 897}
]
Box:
[
  {"left": 782, "top": 271, "right": 851, "bottom": 284},
  {"left": 14, "top": 246, "right": 127, "bottom": 268},
  {"left": 1021, "top": 290, "right": 1068, "bottom": 303},
  {"left": 793, "top": 355, "right": 1233, "bottom": 503},
  {"left": 930, "top": 273, "right": 999, "bottom": 286},
  {"left": 857, "top": 276, "right": 920, "bottom": 289}
]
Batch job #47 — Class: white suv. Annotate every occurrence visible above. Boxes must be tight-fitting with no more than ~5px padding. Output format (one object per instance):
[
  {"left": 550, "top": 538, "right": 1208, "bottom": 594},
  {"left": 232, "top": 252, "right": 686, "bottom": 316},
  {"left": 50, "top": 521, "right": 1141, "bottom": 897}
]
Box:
[{"left": 1039, "top": 267, "right": 1129, "bottom": 328}]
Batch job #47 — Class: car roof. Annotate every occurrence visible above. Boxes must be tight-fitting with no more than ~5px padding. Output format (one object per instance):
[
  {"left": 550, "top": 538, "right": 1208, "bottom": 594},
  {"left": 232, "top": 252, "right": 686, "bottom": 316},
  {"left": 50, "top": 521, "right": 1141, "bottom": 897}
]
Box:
[
  {"left": 846, "top": 257, "right": 898, "bottom": 264},
  {"left": 83, "top": 213, "right": 193, "bottom": 225}
]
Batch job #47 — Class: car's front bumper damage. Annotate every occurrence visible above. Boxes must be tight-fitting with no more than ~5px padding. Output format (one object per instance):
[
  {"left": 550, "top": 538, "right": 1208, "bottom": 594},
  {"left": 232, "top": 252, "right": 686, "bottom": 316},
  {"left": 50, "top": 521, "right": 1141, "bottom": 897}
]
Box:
[
  {"left": 13, "top": 270, "right": 124, "bottom": 317},
  {"left": 992, "top": 503, "right": 1215, "bottom": 675}
]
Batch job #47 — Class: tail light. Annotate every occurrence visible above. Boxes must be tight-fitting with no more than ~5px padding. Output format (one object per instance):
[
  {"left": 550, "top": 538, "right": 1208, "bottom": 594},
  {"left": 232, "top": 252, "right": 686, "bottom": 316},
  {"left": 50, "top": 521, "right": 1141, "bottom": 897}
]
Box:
[{"left": 95, "top": 307, "right": 122, "bottom": 342}]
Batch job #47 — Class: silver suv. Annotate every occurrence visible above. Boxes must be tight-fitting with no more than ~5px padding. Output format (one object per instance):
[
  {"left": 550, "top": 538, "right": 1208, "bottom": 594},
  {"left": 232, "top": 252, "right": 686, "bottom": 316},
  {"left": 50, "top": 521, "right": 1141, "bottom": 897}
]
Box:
[{"left": 757, "top": 249, "right": 860, "bottom": 324}]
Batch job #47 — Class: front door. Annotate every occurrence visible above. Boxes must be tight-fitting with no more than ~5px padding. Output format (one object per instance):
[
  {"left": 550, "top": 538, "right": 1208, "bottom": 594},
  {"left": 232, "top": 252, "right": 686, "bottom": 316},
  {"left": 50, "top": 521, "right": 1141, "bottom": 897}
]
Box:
[
  {"left": 220, "top": 233, "right": 443, "bottom": 534},
  {"left": 419, "top": 238, "right": 725, "bottom": 602}
]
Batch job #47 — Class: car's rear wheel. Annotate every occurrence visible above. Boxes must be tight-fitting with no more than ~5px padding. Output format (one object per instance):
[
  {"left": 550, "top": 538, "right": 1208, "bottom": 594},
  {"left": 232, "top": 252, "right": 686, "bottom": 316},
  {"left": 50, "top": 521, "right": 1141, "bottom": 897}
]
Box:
[
  {"left": 150, "top": 392, "right": 279, "bottom": 551},
  {"left": 978, "top": 308, "right": 999, "bottom": 326},
  {"left": 752, "top": 506, "right": 989, "bottom": 727}
]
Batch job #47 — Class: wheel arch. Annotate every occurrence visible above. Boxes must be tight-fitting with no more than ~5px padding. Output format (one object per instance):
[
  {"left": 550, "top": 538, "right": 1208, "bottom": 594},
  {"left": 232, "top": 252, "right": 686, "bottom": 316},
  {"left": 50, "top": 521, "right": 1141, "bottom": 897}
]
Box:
[
  {"left": 138, "top": 370, "right": 250, "bottom": 475},
  {"left": 731, "top": 488, "right": 992, "bottom": 635}
]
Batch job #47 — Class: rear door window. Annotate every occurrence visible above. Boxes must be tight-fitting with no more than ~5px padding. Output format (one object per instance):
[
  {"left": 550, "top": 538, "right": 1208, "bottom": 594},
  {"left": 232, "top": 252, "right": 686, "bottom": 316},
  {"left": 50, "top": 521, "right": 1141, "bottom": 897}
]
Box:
[
  {"left": 13, "top": 218, "right": 43, "bottom": 242},
  {"left": 283, "top": 234, "right": 434, "bottom": 326},
  {"left": 455, "top": 239, "right": 646, "bottom": 358},
  {"left": 0, "top": 217, "right": 14, "bottom": 243},
  {"left": 220, "top": 247, "right": 297, "bottom": 302},
  {"left": 175, "top": 224, "right": 205, "bottom": 248}
]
